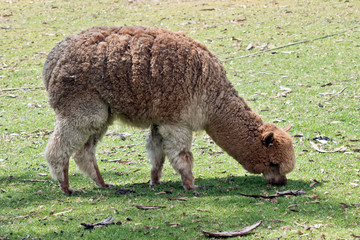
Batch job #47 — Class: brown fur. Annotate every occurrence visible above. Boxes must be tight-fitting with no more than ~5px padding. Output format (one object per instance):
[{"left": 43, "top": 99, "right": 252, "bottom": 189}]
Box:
[{"left": 43, "top": 26, "right": 295, "bottom": 194}]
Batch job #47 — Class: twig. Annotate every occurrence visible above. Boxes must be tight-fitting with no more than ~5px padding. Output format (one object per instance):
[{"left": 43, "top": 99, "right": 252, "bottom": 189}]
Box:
[
  {"left": 238, "top": 190, "right": 306, "bottom": 199},
  {"left": 81, "top": 216, "right": 116, "bottom": 229},
  {"left": 135, "top": 205, "right": 166, "bottom": 210},
  {"left": 15, "top": 212, "right": 37, "bottom": 219},
  {"left": 21, "top": 179, "right": 55, "bottom": 184},
  {"left": 52, "top": 209, "right": 73, "bottom": 216},
  {"left": 202, "top": 221, "right": 262, "bottom": 238},
  {"left": 295, "top": 221, "right": 323, "bottom": 230},
  {"left": 101, "top": 159, "right": 123, "bottom": 162},
  {"left": 0, "top": 86, "right": 45, "bottom": 92},
  {"left": 223, "top": 26, "right": 359, "bottom": 61},
  {"left": 319, "top": 87, "right": 347, "bottom": 96},
  {"left": 310, "top": 141, "right": 346, "bottom": 153}
]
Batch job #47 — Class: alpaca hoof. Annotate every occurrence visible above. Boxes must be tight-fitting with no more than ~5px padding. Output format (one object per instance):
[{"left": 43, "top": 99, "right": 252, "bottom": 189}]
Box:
[
  {"left": 104, "top": 183, "right": 114, "bottom": 188},
  {"left": 61, "top": 187, "right": 76, "bottom": 195},
  {"left": 97, "top": 183, "right": 113, "bottom": 189},
  {"left": 183, "top": 184, "right": 198, "bottom": 191},
  {"left": 150, "top": 179, "right": 161, "bottom": 186}
]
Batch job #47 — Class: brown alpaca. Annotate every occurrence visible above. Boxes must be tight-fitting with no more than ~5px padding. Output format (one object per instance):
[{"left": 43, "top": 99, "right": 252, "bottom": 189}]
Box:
[{"left": 43, "top": 26, "right": 295, "bottom": 194}]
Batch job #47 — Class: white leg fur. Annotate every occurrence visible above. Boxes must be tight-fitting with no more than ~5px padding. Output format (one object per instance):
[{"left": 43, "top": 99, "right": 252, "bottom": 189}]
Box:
[
  {"left": 45, "top": 98, "right": 110, "bottom": 194},
  {"left": 158, "top": 125, "right": 196, "bottom": 190},
  {"left": 72, "top": 127, "right": 108, "bottom": 187},
  {"left": 146, "top": 125, "right": 165, "bottom": 185},
  {"left": 45, "top": 119, "right": 88, "bottom": 181},
  {"left": 45, "top": 118, "right": 90, "bottom": 194}
]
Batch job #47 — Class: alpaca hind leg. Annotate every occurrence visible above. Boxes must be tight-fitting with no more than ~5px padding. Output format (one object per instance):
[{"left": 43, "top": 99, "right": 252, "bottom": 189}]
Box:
[
  {"left": 45, "top": 95, "right": 110, "bottom": 194},
  {"left": 146, "top": 125, "right": 165, "bottom": 185},
  {"left": 45, "top": 120, "right": 89, "bottom": 195},
  {"left": 73, "top": 127, "right": 110, "bottom": 188},
  {"left": 158, "top": 125, "right": 196, "bottom": 190}
]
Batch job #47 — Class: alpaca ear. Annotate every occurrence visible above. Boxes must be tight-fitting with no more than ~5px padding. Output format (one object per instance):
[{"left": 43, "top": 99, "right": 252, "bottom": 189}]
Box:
[
  {"left": 283, "top": 125, "right": 293, "bottom": 132},
  {"left": 263, "top": 132, "right": 274, "bottom": 148}
]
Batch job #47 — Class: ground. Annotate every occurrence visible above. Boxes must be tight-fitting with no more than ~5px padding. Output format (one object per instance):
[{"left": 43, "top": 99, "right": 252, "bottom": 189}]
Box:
[{"left": 0, "top": 0, "right": 359, "bottom": 239}]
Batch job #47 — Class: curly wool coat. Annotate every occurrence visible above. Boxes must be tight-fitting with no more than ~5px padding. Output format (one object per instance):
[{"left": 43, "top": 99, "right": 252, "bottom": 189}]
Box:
[{"left": 43, "top": 26, "right": 295, "bottom": 194}]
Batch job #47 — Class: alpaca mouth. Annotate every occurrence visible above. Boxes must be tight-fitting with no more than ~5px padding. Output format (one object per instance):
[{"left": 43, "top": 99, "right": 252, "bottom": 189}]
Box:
[
  {"left": 266, "top": 175, "right": 287, "bottom": 186},
  {"left": 263, "top": 164, "right": 288, "bottom": 186}
]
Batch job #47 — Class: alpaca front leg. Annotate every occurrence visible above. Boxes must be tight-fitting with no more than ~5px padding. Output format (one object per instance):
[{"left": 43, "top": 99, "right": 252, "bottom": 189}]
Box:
[
  {"left": 176, "top": 151, "right": 196, "bottom": 190},
  {"left": 158, "top": 125, "right": 196, "bottom": 190}
]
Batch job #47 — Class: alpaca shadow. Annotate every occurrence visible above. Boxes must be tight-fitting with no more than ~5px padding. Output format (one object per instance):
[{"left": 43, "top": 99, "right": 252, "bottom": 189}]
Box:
[{"left": 113, "top": 175, "right": 314, "bottom": 198}]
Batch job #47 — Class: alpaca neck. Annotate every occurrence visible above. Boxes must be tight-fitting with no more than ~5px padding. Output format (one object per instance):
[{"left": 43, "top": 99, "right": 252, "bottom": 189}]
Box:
[{"left": 205, "top": 94, "right": 264, "bottom": 171}]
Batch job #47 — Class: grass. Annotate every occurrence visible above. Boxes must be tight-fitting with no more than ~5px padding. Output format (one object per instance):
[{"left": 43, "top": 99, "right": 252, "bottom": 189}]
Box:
[{"left": 1, "top": 0, "right": 359, "bottom": 239}]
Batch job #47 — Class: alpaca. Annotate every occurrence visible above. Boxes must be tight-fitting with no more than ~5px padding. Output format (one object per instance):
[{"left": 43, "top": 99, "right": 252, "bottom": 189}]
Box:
[{"left": 43, "top": 26, "right": 295, "bottom": 194}]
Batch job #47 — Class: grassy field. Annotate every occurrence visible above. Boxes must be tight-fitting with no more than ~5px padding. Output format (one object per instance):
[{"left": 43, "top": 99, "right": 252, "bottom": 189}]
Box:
[{"left": 1, "top": 0, "right": 359, "bottom": 239}]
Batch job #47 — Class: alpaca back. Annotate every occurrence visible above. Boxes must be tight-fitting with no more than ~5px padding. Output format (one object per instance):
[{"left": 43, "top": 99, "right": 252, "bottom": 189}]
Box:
[{"left": 44, "top": 26, "right": 231, "bottom": 125}]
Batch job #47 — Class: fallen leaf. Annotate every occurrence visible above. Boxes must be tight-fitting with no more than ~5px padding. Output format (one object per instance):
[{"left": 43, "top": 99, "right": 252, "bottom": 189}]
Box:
[
  {"left": 101, "top": 159, "right": 136, "bottom": 164},
  {"left": 231, "top": 19, "right": 246, "bottom": 23},
  {"left": 167, "top": 222, "right": 182, "bottom": 228},
  {"left": 167, "top": 197, "right": 188, "bottom": 201},
  {"left": 27, "top": 103, "right": 42, "bottom": 108},
  {"left": 202, "top": 221, "right": 262, "bottom": 238},
  {"left": 155, "top": 191, "right": 172, "bottom": 195},
  {"left": 333, "top": 146, "right": 346, "bottom": 152},
  {"left": 209, "top": 151, "right": 224, "bottom": 155},
  {"left": 346, "top": 139, "right": 360, "bottom": 142},
  {"left": 1, "top": 14, "right": 13, "bottom": 18},
  {"left": 246, "top": 43, "right": 254, "bottom": 51},
  {"left": 52, "top": 209, "right": 73, "bottom": 216},
  {"left": 197, "top": 209, "right": 213, "bottom": 213},
  {"left": 295, "top": 221, "right": 322, "bottom": 230},
  {"left": 277, "top": 86, "right": 292, "bottom": 97},
  {"left": 310, "top": 142, "right": 346, "bottom": 153},
  {"left": 330, "top": 121, "right": 342, "bottom": 124},
  {"left": 15, "top": 212, "right": 37, "bottom": 219},
  {"left": 239, "top": 190, "right": 306, "bottom": 199},
  {"left": 310, "top": 179, "right": 320, "bottom": 187},
  {"left": 200, "top": 8, "right": 216, "bottom": 11},
  {"left": 320, "top": 83, "right": 332, "bottom": 87},
  {"left": 136, "top": 206, "right": 166, "bottom": 210},
  {"left": 319, "top": 87, "right": 347, "bottom": 96},
  {"left": 81, "top": 216, "right": 116, "bottom": 229}
]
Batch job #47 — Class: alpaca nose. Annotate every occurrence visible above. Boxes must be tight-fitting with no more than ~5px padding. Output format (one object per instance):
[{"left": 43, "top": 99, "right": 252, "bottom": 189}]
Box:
[{"left": 267, "top": 175, "right": 287, "bottom": 186}]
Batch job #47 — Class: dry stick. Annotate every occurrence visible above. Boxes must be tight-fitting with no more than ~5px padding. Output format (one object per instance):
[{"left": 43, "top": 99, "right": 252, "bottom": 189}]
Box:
[
  {"left": 202, "top": 221, "right": 263, "bottom": 238},
  {"left": 223, "top": 26, "right": 360, "bottom": 61},
  {"left": 21, "top": 179, "right": 55, "bottom": 184},
  {"left": 135, "top": 205, "right": 166, "bottom": 210},
  {"left": 0, "top": 86, "right": 45, "bottom": 92},
  {"left": 238, "top": 190, "right": 306, "bottom": 199},
  {"left": 81, "top": 216, "right": 116, "bottom": 229},
  {"left": 319, "top": 87, "right": 347, "bottom": 96}
]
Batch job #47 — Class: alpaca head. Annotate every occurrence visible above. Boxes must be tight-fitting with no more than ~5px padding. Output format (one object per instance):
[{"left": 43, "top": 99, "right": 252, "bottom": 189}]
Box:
[{"left": 260, "top": 123, "right": 295, "bottom": 185}]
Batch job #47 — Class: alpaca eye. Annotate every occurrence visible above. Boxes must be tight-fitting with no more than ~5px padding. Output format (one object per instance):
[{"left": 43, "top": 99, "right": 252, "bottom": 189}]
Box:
[{"left": 270, "top": 162, "right": 278, "bottom": 167}]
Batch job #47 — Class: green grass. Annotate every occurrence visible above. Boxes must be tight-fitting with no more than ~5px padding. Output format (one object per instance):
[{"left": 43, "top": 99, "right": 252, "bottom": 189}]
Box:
[{"left": 1, "top": 0, "right": 359, "bottom": 239}]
